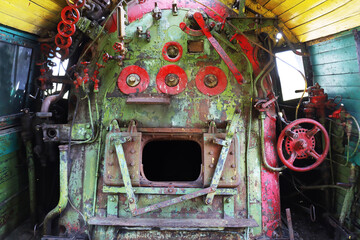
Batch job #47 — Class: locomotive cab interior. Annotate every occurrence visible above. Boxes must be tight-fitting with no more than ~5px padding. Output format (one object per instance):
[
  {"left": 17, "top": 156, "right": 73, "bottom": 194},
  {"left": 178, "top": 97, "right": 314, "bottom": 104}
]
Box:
[{"left": 0, "top": 0, "right": 360, "bottom": 240}]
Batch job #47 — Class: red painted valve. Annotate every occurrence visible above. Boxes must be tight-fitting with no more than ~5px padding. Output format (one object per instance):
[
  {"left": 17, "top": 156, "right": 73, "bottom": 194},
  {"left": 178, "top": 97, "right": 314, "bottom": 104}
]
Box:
[
  {"left": 66, "top": 0, "right": 85, "bottom": 9},
  {"left": 92, "top": 63, "right": 105, "bottom": 92},
  {"left": 61, "top": 6, "right": 80, "bottom": 24},
  {"left": 113, "top": 42, "right": 124, "bottom": 53},
  {"left": 55, "top": 48, "right": 69, "bottom": 60},
  {"left": 73, "top": 72, "right": 83, "bottom": 89},
  {"left": 55, "top": 34, "right": 72, "bottom": 49},
  {"left": 81, "top": 61, "right": 90, "bottom": 84},
  {"left": 57, "top": 21, "right": 76, "bottom": 37},
  {"left": 277, "top": 118, "right": 329, "bottom": 172}
]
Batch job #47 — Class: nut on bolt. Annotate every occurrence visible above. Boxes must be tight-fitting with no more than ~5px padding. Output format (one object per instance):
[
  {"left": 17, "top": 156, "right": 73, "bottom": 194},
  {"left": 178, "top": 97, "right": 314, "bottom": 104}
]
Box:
[{"left": 129, "top": 198, "right": 135, "bottom": 203}]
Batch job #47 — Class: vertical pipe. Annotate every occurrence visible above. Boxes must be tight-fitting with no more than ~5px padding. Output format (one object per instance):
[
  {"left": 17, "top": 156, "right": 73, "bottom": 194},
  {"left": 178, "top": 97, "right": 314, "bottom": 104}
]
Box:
[
  {"left": 25, "top": 140, "right": 36, "bottom": 224},
  {"left": 43, "top": 145, "right": 69, "bottom": 235},
  {"left": 286, "top": 208, "right": 295, "bottom": 240}
]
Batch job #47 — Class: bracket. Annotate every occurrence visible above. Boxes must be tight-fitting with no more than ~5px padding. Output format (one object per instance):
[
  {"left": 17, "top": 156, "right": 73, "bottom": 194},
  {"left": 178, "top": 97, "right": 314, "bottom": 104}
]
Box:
[{"left": 205, "top": 111, "right": 241, "bottom": 205}]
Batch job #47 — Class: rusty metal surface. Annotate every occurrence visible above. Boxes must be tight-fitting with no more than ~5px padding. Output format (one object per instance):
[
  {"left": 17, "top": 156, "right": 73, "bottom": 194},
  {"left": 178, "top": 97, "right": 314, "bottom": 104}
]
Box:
[
  {"left": 187, "top": 40, "right": 204, "bottom": 53},
  {"left": 103, "top": 186, "right": 238, "bottom": 195},
  {"left": 203, "top": 133, "right": 240, "bottom": 187},
  {"left": 88, "top": 216, "right": 258, "bottom": 228},
  {"left": 126, "top": 95, "right": 171, "bottom": 105},
  {"left": 104, "top": 132, "right": 142, "bottom": 186}
]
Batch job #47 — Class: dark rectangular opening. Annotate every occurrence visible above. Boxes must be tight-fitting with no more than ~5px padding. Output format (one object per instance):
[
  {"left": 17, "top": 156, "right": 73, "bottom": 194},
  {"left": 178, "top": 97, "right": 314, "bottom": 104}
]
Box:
[{"left": 142, "top": 140, "right": 202, "bottom": 181}]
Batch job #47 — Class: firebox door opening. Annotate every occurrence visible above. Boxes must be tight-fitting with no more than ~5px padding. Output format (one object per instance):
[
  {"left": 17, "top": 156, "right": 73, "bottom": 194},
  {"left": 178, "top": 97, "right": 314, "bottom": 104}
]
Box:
[{"left": 142, "top": 140, "right": 202, "bottom": 181}]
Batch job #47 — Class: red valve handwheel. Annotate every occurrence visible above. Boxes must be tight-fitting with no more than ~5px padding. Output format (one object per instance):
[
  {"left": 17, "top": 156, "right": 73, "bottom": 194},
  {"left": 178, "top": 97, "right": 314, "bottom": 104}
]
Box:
[
  {"left": 277, "top": 118, "right": 329, "bottom": 172},
  {"left": 66, "top": 0, "right": 85, "bottom": 9},
  {"left": 61, "top": 6, "right": 80, "bottom": 24},
  {"left": 40, "top": 43, "right": 52, "bottom": 55},
  {"left": 57, "top": 21, "right": 76, "bottom": 37},
  {"left": 55, "top": 48, "right": 69, "bottom": 60},
  {"left": 55, "top": 34, "right": 72, "bottom": 49}
]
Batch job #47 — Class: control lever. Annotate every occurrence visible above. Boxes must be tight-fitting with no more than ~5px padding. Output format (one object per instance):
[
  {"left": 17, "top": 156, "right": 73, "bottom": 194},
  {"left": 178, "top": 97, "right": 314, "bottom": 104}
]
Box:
[{"left": 193, "top": 12, "right": 244, "bottom": 85}]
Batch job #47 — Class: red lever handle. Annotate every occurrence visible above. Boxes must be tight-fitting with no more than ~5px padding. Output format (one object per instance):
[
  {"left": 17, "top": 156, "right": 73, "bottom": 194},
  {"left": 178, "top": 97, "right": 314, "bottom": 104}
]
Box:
[{"left": 193, "top": 12, "right": 244, "bottom": 85}]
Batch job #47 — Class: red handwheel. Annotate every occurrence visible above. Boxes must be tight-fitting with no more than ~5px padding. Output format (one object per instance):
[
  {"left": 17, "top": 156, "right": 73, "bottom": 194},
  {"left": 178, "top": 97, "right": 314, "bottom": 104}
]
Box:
[{"left": 277, "top": 118, "right": 329, "bottom": 172}]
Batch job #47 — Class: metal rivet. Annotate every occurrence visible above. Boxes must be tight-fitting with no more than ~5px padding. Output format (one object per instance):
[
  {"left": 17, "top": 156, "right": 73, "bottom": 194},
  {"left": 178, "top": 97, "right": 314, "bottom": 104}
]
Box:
[
  {"left": 221, "top": 176, "right": 225, "bottom": 180},
  {"left": 209, "top": 151, "right": 213, "bottom": 155},
  {"left": 129, "top": 198, "right": 134, "bottom": 203},
  {"left": 231, "top": 176, "right": 236, "bottom": 180},
  {"left": 206, "top": 199, "right": 212, "bottom": 205},
  {"left": 209, "top": 164, "right": 214, "bottom": 168},
  {"left": 130, "top": 162, "right": 135, "bottom": 166},
  {"left": 226, "top": 198, "right": 231, "bottom": 203},
  {"left": 229, "top": 151, "right": 233, "bottom": 155},
  {"left": 130, "top": 149, "right": 135, "bottom": 154},
  {"left": 231, "top": 164, "right": 236, "bottom": 168}
]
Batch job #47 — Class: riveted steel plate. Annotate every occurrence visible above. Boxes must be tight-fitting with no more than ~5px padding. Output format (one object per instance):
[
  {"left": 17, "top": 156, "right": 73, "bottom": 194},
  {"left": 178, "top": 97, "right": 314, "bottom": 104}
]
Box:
[
  {"left": 203, "top": 133, "right": 240, "bottom": 187},
  {"left": 103, "top": 132, "right": 142, "bottom": 186}
]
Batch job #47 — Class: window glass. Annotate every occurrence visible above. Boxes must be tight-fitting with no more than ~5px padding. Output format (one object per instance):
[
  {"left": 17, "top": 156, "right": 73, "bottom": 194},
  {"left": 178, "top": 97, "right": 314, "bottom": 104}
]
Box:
[
  {"left": 275, "top": 50, "right": 307, "bottom": 101},
  {"left": 0, "top": 41, "right": 32, "bottom": 116}
]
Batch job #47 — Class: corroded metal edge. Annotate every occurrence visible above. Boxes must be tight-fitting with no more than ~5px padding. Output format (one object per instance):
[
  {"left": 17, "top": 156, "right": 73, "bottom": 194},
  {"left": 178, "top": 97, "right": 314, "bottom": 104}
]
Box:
[{"left": 88, "top": 217, "right": 258, "bottom": 228}]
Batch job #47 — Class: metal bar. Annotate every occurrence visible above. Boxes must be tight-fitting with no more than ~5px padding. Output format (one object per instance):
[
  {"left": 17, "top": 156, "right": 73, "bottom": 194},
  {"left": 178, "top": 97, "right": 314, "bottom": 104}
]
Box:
[
  {"left": 133, "top": 187, "right": 213, "bottom": 216},
  {"left": 103, "top": 186, "right": 238, "bottom": 195},
  {"left": 223, "top": 196, "right": 235, "bottom": 218},
  {"left": 43, "top": 145, "right": 69, "bottom": 235},
  {"left": 205, "top": 112, "right": 241, "bottom": 205},
  {"left": 107, "top": 195, "right": 118, "bottom": 217},
  {"left": 88, "top": 217, "right": 258, "bottom": 228},
  {"left": 25, "top": 140, "right": 36, "bottom": 224},
  {"left": 114, "top": 138, "right": 137, "bottom": 213},
  {"left": 194, "top": 12, "right": 244, "bottom": 84},
  {"left": 286, "top": 208, "right": 294, "bottom": 240}
]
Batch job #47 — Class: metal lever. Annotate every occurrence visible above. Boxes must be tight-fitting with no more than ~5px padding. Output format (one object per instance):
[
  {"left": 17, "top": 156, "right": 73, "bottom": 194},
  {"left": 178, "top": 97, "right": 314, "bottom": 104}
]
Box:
[
  {"left": 194, "top": 12, "right": 244, "bottom": 85},
  {"left": 205, "top": 111, "right": 241, "bottom": 205}
]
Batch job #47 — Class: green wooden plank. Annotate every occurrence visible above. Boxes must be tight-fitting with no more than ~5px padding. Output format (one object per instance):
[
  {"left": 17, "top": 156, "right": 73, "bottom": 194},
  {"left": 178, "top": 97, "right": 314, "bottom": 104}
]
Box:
[
  {"left": 321, "top": 86, "right": 360, "bottom": 100},
  {"left": 314, "top": 73, "right": 360, "bottom": 87},
  {"left": 0, "top": 189, "right": 29, "bottom": 238},
  {"left": 0, "top": 132, "right": 20, "bottom": 158},
  {"left": 313, "top": 59, "right": 359, "bottom": 76},
  {"left": 0, "top": 152, "right": 27, "bottom": 203},
  {"left": 310, "top": 45, "right": 358, "bottom": 66},
  {"left": 308, "top": 33, "right": 355, "bottom": 55},
  {"left": 338, "top": 99, "right": 360, "bottom": 115}
]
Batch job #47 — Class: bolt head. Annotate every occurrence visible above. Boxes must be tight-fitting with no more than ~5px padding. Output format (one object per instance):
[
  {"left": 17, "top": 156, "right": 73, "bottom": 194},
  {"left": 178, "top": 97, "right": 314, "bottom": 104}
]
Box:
[{"left": 129, "top": 198, "right": 134, "bottom": 203}]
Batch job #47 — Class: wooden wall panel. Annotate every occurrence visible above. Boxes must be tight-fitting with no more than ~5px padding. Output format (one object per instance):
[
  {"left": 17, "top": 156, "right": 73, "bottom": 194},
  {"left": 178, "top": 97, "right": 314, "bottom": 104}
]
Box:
[
  {"left": 0, "top": 0, "right": 65, "bottom": 36},
  {"left": 309, "top": 30, "right": 360, "bottom": 218}
]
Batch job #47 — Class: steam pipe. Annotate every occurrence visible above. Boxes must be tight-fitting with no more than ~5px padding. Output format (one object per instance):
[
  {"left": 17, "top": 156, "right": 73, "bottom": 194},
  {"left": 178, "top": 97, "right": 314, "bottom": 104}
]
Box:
[
  {"left": 259, "top": 112, "right": 286, "bottom": 172},
  {"left": 43, "top": 145, "right": 69, "bottom": 235},
  {"left": 40, "top": 84, "right": 69, "bottom": 112}
]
